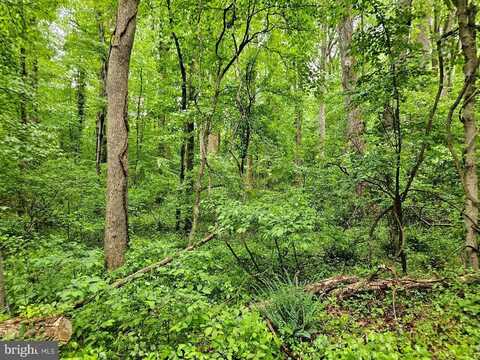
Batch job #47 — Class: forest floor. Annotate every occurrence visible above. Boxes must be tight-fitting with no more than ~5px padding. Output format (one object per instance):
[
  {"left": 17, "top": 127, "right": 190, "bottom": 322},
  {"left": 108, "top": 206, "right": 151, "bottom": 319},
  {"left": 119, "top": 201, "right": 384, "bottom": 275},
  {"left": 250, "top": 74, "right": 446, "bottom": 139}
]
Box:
[{"left": 3, "top": 232, "right": 479, "bottom": 359}]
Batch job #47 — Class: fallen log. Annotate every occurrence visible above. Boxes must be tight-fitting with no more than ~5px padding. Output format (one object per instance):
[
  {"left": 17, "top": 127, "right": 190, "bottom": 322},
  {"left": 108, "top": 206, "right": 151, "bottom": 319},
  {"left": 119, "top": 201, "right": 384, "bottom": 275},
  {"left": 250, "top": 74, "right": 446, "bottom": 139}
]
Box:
[
  {"left": 72, "top": 232, "right": 216, "bottom": 309},
  {"left": 0, "top": 316, "right": 72, "bottom": 343},
  {"left": 331, "top": 278, "right": 443, "bottom": 300},
  {"left": 304, "top": 275, "right": 359, "bottom": 296},
  {"left": 305, "top": 272, "right": 480, "bottom": 300}
]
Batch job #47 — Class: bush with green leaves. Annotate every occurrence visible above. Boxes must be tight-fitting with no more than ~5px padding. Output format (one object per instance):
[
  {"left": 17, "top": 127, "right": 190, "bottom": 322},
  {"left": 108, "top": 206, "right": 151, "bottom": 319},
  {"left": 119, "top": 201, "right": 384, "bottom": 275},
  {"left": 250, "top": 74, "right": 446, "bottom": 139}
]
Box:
[
  {"left": 217, "top": 190, "right": 318, "bottom": 277},
  {"left": 65, "top": 280, "right": 279, "bottom": 359}
]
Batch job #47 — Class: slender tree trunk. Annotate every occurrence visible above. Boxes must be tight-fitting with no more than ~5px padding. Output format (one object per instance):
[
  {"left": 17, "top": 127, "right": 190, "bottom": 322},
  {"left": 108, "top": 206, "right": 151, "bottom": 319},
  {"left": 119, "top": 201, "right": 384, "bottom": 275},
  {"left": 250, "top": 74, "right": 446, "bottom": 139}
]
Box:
[
  {"left": 246, "top": 154, "right": 254, "bottom": 190},
  {"left": 455, "top": 0, "right": 479, "bottom": 271},
  {"left": 134, "top": 68, "right": 144, "bottom": 184},
  {"left": 207, "top": 132, "right": 220, "bottom": 193},
  {"left": 184, "top": 120, "right": 195, "bottom": 233},
  {"left": 96, "top": 15, "right": 108, "bottom": 175},
  {"left": 0, "top": 250, "right": 5, "bottom": 311},
  {"left": 104, "top": 0, "right": 139, "bottom": 271},
  {"left": 338, "top": 9, "right": 364, "bottom": 154},
  {"left": 167, "top": 0, "right": 195, "bottom": 234},
  {"left": 31, "top": 58, "right": 38, "bottom": 122},
  {"left": 176, "top": 142, "right": 185, "bottom": 231},
  {"left": 189, "top": 123, "right": 209, "bottom": 244},
  {"left": 239, "top": 123, "right": 251, "bottom": 175},
  {"left": 183, "top": 61, "right": 195, "bottom": 233},
  {"left": 440, "top": 14, "right": 455, "bottom": 97},
  {"left": 19, "top": 46, "right": 28, "bottom": 124},
  {"left": 318, "top": 101, "right": 326, "bottom": 158},
  {"left": 75, "top": 68, "right": 86, "bottom": 156},
  {"left": 395, "top": 0, "right": 412, "bottom": 274},
  {"left": 294, "top": 105, "right": 302, "bottom": 163}
]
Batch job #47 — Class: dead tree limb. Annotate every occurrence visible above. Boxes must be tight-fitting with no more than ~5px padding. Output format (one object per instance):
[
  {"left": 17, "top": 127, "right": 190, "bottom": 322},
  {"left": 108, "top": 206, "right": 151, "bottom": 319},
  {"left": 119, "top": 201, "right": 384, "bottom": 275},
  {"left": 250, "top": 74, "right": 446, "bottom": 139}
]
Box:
[
  {"left": 0, "top": 316, "right": 72, "bottom": 343},
  {"left": 111, "top": 232, "right": 216, "bottom": 288},
  {"left": 72, "top": 232, "right": 216, "bottom": 310}
]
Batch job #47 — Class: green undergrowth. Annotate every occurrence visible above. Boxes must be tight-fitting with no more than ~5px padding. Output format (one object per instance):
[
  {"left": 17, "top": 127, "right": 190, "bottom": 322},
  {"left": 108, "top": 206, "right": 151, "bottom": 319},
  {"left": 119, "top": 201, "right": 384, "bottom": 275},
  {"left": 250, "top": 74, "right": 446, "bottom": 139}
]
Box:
[{"left": 2, "top": 232, "right": 479, "bottom": 359}]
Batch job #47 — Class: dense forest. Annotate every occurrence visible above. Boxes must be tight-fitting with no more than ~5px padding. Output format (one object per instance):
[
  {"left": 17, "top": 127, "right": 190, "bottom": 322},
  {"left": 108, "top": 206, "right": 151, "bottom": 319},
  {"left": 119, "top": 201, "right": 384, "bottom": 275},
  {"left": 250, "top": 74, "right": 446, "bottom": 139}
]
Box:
[{"left": 0, "top": 0, "right": 479, "bottom": 358}]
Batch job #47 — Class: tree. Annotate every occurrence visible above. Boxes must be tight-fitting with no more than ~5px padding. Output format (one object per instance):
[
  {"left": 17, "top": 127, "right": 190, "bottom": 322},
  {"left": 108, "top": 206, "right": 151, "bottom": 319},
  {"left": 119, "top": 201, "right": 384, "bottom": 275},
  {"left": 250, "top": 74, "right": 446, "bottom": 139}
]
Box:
[
  {"left": 95, "top": 11, "right": 109, "bottom": 175},
  {"left": 338, "top": 4, "right": 364, "bottom": 154},
  {"left": 0, "top": 250, "right": 5, "bottom": 311},
  {"left": 104, "top": 0, "right": 140, "bottom": 271},
  {"left": 452, "top": 0, "right": 479, "bottom": 270},
  {"left": 74, "top": 67, "right": 86, "bottom": 156}
]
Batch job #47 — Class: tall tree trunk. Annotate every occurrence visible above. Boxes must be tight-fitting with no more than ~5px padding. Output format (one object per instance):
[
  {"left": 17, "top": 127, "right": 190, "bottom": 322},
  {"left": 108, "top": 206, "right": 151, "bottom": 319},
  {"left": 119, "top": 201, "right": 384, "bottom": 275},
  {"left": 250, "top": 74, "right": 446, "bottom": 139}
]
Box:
[
  {"left": 318, "top": 101, "right": 326, "bottom": 158},
  {"left": 0, "top": 250, "right": 5, "bottom": 311},
  {"left": 207, "top": 133, "right": 220, "bottom": 154},
  {"left": 184, "top": 119, "right": 195, "bottom": 233},
  {"left": 239, "top": 123, "right": 251, "bottom": 175},
  {"left": 167, "top": 0, "right": 195, "bottom": 234},
  {"left": 455, "top": 0, "right": 479, "bottom": 271},
  {"left": 183, "top": 61, "right": 195, "bottom": 233},
  {"left": 440, "top": 13, "right": 455, "bottom": 97},
  {"left": 189, "top": 123, "right": 209, "bottom": 244},
  {"left": 134, "top": 68, "right": 144, "bottom": 184},
  {"left": 395, "top": 0, "right": 412, "bottom": 274},
  {"left": 31, "top": 58, "right": 38, "bottom": 122},
  {"left": 75, "top": 68, "right": 86, "bottom": 156},
  {"left": 96, "top": 15, "right": 108, "bottom": 175},
  {"left": 19, "top": 46, "right": 28, "bottom": 124},
  {"left": 294, "top": 105, "right": 302, "bottom": 163},
  {"left": 176, "top": 142, "right": 185, "bottom": 231},
  {"left": 245, "top": 155, "right": 254, "bottom": 190},
  {"left": 207, "top": 132, "right": 220, "bottom": 193},
  {"left": 338, "top": 9, "right": 364, "bottom": 154},
  {"left": 104, "top": 0, "right": 139, "bottom": 271}
]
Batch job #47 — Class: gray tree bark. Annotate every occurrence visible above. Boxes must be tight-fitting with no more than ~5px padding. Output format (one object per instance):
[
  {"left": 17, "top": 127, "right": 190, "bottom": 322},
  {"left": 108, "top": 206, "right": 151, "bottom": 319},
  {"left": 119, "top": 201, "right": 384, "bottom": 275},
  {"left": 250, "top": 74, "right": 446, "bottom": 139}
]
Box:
[
  {"left": 455, "top": 0, "right": 479, "bottom": 271},
  {"left": 104, "top": 0, "right": 139, "bottom": 271},
  {"left": 338, "top": 8, "right": 364, "bottom": 154}
]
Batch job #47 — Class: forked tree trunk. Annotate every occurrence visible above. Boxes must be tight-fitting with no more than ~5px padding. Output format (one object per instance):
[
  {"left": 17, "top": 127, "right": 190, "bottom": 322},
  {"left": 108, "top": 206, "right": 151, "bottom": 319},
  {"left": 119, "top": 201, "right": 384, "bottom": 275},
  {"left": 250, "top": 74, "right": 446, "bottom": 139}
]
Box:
[
  {"left": 104, "top": 0, "right": 139, "bottom": 271},
  {"left": 455, "top": 0, "right": 479, "bottom": 271}
]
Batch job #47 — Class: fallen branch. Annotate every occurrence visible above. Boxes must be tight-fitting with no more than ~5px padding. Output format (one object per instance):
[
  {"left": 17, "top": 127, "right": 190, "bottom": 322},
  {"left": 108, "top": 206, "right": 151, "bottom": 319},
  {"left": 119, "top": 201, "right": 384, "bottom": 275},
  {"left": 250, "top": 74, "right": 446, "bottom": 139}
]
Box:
[
  {"left": 0, "top": 316, "right": 72, "bottom": 344},
  {"left": 72, "top": 232, "right": 216, "bottom": 310},
  {"left": 112, "top": 232, "right": 216, "bottom": 288}
]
